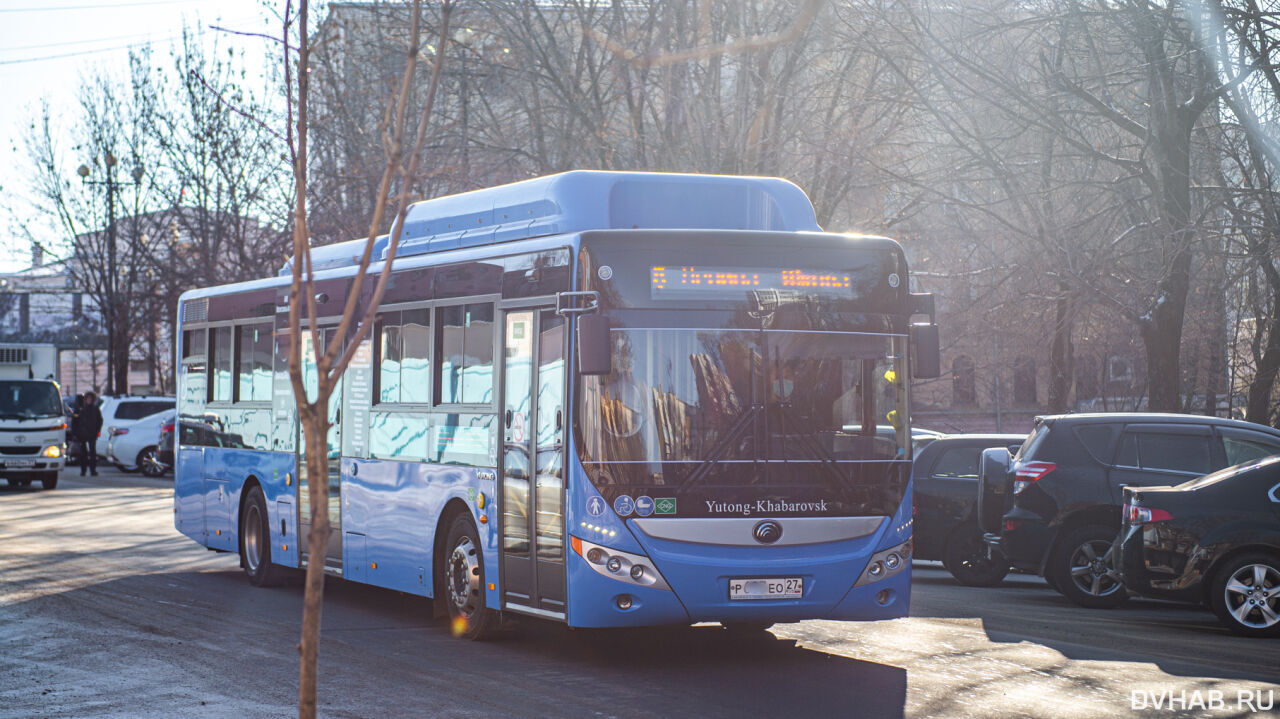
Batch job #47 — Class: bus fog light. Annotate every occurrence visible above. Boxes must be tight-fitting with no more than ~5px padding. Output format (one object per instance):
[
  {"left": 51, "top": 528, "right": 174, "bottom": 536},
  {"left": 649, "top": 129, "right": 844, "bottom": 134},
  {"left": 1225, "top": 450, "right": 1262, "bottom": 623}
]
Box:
[
  {"left": 877, "top": 589, "right": 892, "bottom": 605},
  {"left": 630, "top": 565, "right": 644, "bottom": 581},
  {"left": 616, "top": 595, "right": 633, "bottom": 610},
  {"left": 884, "top": 553, "right": 900, "bottom": 570},
  {"left": 868, "top": 561, "right": 885, "bottom": 578},
  {"left": 586, "top": 548, "right": 606, "bottom": 564},
  {"left": 607, "top": 556, "right": 623, "bottom": 573}
]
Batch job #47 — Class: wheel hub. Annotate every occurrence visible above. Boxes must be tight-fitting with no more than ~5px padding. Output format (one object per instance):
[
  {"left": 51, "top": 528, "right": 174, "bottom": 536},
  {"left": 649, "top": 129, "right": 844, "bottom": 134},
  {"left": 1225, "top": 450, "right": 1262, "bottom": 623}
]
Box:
[{"left": 448, "top": 536, "right": 480, "bottom": 616}]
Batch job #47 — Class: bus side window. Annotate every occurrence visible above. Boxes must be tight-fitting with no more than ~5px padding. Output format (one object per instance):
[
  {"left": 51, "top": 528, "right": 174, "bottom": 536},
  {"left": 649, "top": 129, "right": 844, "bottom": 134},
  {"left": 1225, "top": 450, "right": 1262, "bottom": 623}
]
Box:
[{"left": 437, "top": 303, "right": 494, "bottom": 405}]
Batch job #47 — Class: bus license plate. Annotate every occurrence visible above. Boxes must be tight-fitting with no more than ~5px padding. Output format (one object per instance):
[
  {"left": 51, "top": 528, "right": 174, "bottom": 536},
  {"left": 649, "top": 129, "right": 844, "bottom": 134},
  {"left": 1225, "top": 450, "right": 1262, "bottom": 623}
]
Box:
[
  {"left": 729, "top": 577, "right": 803, "bottom": 600},
  {"left": 3, "top": 459, "right": 36, "bottom": 468}
]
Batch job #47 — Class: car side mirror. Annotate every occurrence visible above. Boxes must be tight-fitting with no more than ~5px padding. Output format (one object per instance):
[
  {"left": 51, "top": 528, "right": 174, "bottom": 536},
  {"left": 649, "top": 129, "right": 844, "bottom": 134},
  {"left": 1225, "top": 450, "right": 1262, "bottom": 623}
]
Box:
[
  {"left": 577, "top": 314, "right": 612, "bottom": 376},
  {"left": 910, "top": 323, "right": 941, "bottom": 379}
]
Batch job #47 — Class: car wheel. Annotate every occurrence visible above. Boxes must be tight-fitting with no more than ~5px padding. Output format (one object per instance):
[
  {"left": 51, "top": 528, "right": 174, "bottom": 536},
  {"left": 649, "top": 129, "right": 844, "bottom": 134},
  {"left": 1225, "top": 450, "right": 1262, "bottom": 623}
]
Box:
[
  {"left": 240, "top": 485, "right": 282, "bottom": 587},
  {"left": 942, "top": 524, "right": 1010, "bottom": 587},
  {"left": 1046, "top": 524, "right": 1128, "bottom": 608},
  {"left": 442, "top": 513, "right": 493, "bottom": 640},
  {"left": 40, "top": 472, "right": 58, "bottom": 490},
  {"left": 1209, "top": 552, "right": 1280, "bottom": 638},
  {"left": 137, "top": 447, "right": 165, "bottom": 477}
]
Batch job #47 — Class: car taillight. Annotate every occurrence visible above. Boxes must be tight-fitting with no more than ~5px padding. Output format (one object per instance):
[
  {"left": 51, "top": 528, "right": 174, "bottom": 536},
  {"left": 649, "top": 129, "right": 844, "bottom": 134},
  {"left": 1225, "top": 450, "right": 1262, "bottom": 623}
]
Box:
[
  {"left": 1124, "top": 503, "right": 1174, "bottom": 525},
  {"left": 1013, "top": 461, "right": 1056, "bottom": 494},
  {"left": 160, "top": 422, "right": 174, "bottom": 433}
]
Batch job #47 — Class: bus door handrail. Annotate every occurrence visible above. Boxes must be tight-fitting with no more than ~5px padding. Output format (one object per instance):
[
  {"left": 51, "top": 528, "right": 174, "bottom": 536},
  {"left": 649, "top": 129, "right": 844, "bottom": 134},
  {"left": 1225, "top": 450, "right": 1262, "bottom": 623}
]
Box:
[{"left": 555, "top": 291, "right": 599, "bottom": 316}]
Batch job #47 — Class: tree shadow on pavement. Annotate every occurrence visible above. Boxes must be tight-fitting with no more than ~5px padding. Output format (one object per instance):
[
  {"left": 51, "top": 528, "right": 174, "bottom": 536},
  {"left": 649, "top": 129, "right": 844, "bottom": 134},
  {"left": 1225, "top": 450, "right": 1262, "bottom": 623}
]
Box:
[{"left": 909, "top": 565, "right": 1280, "bottom": 685}]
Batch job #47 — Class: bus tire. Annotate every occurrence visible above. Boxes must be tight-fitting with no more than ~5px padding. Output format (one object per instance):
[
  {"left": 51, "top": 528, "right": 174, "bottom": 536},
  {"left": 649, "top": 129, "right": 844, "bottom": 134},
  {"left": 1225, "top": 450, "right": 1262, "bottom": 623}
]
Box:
[
  {"left": 240, "top": 485, "right": 282, "bottom": 587},
  {"left": 443, "top": 513, "right": 493, "bottom": 640},
  {"left": 40, "top": 472, "right": 58, "bottom": 490}
]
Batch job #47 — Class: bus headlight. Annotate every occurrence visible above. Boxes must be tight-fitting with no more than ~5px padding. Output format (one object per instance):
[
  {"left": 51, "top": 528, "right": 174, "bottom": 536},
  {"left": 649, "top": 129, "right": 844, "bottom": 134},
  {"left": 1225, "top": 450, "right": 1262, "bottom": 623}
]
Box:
[
  {"left": 42, "top": 445, "right": 63, "bottom": 458},
  {"left": 571, "top": 535, "right": 671, "bottom": 591},
  {"left": 855, "top": 540, "right": 911, "bottom": 587}
]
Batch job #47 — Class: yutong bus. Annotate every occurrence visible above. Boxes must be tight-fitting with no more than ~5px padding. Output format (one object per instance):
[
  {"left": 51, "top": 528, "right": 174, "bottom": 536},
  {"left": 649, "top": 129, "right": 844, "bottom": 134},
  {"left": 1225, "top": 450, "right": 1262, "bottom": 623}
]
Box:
[{"left": 174, "top": 171, "right": 940, "bottom": 639}]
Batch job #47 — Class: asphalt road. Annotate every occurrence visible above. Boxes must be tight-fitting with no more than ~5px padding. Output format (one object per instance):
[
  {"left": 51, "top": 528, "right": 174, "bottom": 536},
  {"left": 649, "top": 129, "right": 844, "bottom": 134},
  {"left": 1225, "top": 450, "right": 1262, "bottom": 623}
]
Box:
[{"left": 1, "top": 468, "right": 1277, "bottom": 719}]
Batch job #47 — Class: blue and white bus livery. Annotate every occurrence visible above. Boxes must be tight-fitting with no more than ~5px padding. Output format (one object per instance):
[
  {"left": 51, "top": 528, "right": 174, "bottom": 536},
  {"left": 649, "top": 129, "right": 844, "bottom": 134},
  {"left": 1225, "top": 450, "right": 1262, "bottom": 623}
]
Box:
[{"left": 173, "top": 170, "right": 940, "bottom": 639}]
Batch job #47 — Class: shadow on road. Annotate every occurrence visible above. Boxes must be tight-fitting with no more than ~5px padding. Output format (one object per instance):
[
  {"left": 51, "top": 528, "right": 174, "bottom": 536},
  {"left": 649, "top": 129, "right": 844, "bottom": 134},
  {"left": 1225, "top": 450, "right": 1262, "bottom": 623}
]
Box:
[
  {"left": 0, "top": 564, "right": 907, "bottom": 719},
  {"left": 909, "top": 564, "right": 1280, "bottom": 685}
]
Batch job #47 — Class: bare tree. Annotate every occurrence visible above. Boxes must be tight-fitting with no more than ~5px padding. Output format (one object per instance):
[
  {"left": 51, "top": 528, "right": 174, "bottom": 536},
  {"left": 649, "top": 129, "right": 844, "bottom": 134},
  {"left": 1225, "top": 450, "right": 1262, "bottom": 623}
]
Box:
[{"left": 281, "top": 0, "right": 453, "bottom": 715}]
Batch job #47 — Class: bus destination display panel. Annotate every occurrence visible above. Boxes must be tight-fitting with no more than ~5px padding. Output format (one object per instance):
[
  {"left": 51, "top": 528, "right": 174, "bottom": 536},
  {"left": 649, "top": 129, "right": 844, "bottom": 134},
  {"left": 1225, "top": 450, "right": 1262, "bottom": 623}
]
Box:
[{"left": 650, "top": 265, "right": 854, "bottom": 300}]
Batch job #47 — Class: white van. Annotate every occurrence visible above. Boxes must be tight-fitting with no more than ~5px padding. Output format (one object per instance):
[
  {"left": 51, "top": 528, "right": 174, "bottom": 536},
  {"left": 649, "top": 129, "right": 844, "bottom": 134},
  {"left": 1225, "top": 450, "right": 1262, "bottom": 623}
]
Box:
[{"left": 0, "top": 379, "right": 67, "bottom": 490}]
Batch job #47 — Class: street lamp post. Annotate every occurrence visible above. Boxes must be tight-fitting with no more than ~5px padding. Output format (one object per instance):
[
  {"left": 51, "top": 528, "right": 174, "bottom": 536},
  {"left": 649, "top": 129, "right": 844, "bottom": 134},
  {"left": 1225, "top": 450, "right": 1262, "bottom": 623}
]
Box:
[{"left": 77, "top": 154, "right": 144, "bottom": 396}]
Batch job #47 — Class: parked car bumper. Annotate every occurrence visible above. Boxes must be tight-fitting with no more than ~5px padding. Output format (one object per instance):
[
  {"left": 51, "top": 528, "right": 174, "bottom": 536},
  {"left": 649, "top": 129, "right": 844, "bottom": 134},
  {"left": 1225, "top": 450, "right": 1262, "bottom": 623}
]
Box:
[
  {"left": 987, "top": 507, "right": 1052, "bottom": 573},
  {"left": 1118, "top": 522, "right": 1207, "bottom": 604}
]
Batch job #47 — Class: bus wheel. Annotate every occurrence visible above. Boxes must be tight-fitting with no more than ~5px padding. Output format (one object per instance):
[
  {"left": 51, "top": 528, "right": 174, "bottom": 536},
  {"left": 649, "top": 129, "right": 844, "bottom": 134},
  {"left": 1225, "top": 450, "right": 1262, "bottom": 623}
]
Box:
[
  {"left": 240, "top": 485, "right": 282, "bottom": 587},
  {"left": 443, "top": 514, "right": 493, "bottom": 640},
  {"left": 40, "top": 473, "right": 58, "bottom": 490}
]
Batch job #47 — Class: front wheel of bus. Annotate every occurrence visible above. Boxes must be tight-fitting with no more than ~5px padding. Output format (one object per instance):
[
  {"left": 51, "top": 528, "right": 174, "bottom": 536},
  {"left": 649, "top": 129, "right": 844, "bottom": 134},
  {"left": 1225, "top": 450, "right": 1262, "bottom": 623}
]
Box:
[
  {"left": 240, "top": 485, "right": 282, "bottom": 587},
  {"left": 444, "top": 514, "right": 493, "bottom": 640}
]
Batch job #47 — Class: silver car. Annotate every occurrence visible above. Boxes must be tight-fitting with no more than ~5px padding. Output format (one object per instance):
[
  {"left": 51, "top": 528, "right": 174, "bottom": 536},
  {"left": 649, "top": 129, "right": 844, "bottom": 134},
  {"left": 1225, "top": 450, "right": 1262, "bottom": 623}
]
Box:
[{"left": 106, "top": 410, "right": 173, "bottom": 477}]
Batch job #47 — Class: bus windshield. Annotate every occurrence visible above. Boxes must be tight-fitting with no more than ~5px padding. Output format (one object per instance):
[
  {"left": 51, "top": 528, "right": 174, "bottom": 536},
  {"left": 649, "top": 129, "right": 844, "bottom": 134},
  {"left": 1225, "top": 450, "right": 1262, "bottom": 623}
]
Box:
[{"left": 577, "top": 322, "right": 908, "bottom": 517}]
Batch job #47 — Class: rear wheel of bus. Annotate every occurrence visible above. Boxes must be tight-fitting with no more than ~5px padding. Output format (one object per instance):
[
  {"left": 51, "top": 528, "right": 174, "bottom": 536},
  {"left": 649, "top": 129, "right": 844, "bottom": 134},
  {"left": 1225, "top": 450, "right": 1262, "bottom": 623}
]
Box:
[
  {"left": 240, "top": 484, "right": 283, "bottom": 587},
  {"left": 443, "top": 513, "right": 493, "bottom": 640}
]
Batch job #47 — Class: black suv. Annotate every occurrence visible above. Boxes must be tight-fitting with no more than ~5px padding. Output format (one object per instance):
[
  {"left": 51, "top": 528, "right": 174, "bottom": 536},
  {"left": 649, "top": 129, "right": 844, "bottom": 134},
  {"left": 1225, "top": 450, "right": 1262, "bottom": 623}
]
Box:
[
  {"left": 913, "top": 433, "right": 1025, "bottom": 586},
  {"left": 979, "top": 413, "right": 1280, "bottom": 608}
]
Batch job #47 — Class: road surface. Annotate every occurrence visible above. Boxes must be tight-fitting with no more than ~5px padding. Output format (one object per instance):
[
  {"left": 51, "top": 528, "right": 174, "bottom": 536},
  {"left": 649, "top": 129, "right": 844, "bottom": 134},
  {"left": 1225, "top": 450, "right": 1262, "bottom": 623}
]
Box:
[{"left": 1, "top": 469, "right": 1276, "bottom": 718}]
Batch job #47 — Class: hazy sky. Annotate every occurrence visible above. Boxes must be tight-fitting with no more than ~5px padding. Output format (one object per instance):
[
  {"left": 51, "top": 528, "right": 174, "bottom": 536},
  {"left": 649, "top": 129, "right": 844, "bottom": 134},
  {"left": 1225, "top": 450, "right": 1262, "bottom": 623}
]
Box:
[{"left": 0, "top": 0, "right": 281, "bottom": 271}]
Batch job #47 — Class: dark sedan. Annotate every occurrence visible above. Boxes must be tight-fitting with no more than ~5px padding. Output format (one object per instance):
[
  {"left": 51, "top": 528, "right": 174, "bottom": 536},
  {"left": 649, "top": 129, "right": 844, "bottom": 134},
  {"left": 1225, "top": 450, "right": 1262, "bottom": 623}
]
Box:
[
  {"left": 1120, "top": 455, "right": 1280, "bottom": 638},
  {"left": 914, "top": 433, "right": 1025, "bottom": 586}
]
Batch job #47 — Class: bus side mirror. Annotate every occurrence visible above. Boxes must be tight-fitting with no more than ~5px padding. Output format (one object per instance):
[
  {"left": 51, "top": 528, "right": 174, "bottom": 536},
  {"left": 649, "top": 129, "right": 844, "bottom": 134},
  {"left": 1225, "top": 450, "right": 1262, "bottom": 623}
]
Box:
[
  {"left": 910, "top": 324, "right": 941, "bottom": 379},
  {"left": 577, "top": 315, "right": 612, "bottom": 375}
]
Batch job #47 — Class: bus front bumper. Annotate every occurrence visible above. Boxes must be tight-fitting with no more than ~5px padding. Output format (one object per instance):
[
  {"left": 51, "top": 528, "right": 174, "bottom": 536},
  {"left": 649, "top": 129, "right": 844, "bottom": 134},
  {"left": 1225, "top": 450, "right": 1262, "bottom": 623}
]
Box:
[{"left": 565, "top": 521, "right": 910, "bottom": 628}]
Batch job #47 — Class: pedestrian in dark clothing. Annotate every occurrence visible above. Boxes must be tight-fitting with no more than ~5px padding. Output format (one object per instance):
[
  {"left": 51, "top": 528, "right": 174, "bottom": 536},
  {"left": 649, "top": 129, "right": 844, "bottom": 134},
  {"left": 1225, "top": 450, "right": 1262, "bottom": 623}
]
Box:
[
  {"left": 76, "top": 391, "right": 103, "bottom": 476},
  {"left": 69, "top": 394, "right": 85, "bottom": 466}
]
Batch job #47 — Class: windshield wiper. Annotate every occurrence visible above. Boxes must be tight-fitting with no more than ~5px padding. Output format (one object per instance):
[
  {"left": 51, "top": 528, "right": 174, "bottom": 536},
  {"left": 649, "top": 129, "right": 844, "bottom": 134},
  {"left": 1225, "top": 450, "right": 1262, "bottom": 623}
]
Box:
[
  {"left": 771, "top": 401, "right": 856, "bottom": 499},
  {"left": 679, "top": 402, "right": 762, "bottom": 491}
]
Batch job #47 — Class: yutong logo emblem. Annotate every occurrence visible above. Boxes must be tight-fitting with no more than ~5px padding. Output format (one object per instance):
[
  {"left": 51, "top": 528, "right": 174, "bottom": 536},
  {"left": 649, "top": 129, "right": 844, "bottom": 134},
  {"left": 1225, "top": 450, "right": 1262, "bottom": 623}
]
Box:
[{"left": 753, "top": 521, "right": 783, "bottom": 544}]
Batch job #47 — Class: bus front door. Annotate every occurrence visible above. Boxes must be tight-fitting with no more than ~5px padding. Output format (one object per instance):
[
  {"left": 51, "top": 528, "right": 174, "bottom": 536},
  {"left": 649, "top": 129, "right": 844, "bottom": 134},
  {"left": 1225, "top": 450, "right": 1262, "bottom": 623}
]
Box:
[
  {"left": 500, "top": 308, "right": 567, "bottom": 618},
  {"left": 298, "top": 328, "right": 343, "bottom": 571}
]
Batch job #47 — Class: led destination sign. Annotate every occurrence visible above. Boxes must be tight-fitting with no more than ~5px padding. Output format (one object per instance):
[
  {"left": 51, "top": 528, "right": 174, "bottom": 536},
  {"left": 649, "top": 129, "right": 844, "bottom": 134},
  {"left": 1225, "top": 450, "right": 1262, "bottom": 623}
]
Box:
[{"left": 651, "top": 265, "right": 854, "bottom": 300}]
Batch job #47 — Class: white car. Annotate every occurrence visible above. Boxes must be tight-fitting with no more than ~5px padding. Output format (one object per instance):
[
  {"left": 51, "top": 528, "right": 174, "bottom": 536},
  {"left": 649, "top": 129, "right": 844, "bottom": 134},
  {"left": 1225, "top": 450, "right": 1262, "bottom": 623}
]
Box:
[
  {"left": 93, "top": 395, "right": 175, "bottom": 460},
  {"left": 107, "top": 410, "right": 173, "bottom": 477}
]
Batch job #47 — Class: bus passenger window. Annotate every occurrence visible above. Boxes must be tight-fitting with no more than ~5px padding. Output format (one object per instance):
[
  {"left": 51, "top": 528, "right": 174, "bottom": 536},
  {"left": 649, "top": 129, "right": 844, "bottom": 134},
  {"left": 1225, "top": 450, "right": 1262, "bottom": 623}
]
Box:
[
  {"left": 401, "top": 309, "right": 431, "bottom": 403},
  {"left": 211, "top": 326, "right": 233, "bottom": 402},
  {"left": 378, "top": 309, "right": 432, "bottom": 404},
  {"left": 237, "top": 325, "right": 273, "bottom": 402},
  {"left": 438, "top": 303, "right": 494, "bottom": 405}
]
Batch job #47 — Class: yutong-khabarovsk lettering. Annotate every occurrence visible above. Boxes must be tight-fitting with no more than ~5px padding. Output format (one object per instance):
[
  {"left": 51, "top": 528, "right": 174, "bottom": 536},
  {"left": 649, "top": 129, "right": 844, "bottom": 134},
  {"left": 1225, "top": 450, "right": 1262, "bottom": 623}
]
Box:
[{"left": 705, "top": 499, "right": 830, "bottom": 516}]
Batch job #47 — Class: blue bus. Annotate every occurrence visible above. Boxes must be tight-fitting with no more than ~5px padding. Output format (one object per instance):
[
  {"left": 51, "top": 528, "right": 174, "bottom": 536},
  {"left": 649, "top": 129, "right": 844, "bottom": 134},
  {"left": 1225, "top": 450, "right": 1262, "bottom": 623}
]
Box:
[{"left": 174, "top": 171, "right": 940, "bottom": 639}]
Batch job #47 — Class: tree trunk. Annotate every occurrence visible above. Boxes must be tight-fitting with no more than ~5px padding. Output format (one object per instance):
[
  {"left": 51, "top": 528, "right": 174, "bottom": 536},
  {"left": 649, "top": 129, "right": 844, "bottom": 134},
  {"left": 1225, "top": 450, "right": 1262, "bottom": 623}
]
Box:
[
  {"left": 1047, "top": 284, "right": 1074, "bottom": 413},
  {"left": 1246, "top": 314, "right": 1280, "bottom": 426},
  {"left": 297, "top": 405, "right": 331, "bottom": 719}
]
